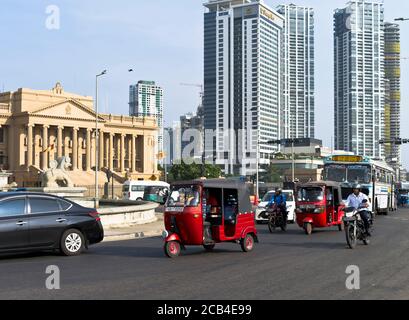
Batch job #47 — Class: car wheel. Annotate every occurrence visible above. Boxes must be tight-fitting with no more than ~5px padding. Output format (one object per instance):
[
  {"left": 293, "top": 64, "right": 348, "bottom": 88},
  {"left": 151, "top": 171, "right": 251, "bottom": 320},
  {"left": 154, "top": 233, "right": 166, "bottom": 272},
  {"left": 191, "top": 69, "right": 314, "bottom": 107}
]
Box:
[{"left": 60, "top": 229, "right": 85, "bottom": 256}]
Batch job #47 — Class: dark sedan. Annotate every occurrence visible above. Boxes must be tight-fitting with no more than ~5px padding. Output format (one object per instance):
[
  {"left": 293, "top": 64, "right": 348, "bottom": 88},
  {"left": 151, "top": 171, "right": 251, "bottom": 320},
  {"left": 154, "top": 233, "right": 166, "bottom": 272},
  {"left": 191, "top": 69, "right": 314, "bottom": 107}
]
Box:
[{"left": 0, "top": 192, "right": 104, "bottom": 256}]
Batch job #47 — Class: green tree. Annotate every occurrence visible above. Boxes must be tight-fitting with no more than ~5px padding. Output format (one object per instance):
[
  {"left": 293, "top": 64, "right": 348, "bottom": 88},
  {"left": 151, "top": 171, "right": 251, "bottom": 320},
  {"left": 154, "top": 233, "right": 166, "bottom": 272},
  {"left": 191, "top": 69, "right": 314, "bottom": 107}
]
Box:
[
  {"left": 260, "top": 164, "right": 284, "bottom": 183},
  {"left": 169, "top": 160, "right": 222, "bottom": 182}
]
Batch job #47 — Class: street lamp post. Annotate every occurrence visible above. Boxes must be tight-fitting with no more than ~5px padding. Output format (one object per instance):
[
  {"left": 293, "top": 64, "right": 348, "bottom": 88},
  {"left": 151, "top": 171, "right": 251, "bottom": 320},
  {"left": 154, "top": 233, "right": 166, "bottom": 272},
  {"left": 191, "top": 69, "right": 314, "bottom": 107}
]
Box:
[
  {"left": 249, "top": 106, "right": 261, "bottom": 202},
  {"left": 291, "top": 139, "right": 295, "bottom": 182},
  {"left": 256, "top": 130, "right": 260, "bottom": 202},
  {"left": 95, "top": 70, "right": 107, "bottom": 209}
]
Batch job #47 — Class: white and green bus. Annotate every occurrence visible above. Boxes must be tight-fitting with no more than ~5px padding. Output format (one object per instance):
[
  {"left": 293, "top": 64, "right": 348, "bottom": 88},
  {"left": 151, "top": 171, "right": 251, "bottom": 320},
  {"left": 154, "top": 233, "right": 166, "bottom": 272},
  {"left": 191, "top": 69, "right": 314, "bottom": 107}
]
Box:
[{"left": 323, "top": 155, "right": 396, "bottom": 214}]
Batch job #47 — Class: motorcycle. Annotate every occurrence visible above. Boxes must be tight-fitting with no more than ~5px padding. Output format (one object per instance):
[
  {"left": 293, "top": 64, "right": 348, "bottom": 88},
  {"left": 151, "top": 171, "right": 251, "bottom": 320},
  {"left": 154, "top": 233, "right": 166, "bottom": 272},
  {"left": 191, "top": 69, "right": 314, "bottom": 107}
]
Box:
[
  {"left": 342, "top": 199, "right": 373, "bottom": 249},
  {"left": 266, "top": 203, "right": 287, "bottom": 233}
]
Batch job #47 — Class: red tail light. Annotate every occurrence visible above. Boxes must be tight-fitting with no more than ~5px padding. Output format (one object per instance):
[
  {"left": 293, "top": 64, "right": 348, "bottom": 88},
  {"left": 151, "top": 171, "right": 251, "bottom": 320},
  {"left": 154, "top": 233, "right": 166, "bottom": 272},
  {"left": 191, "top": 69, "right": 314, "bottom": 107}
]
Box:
[
  {"left": 128, "top": 192, "right": 131, "bottom": 198},
  {"left": 89, "top": 211, "right": 101, "bottom": 222}
]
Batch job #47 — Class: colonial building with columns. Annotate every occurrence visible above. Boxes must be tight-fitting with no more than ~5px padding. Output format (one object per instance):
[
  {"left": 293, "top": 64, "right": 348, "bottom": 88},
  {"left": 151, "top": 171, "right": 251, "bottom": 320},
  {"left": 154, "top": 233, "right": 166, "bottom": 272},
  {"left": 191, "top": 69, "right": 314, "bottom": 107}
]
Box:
[{"left": 0, "top": 83, "right": 160, "bottom": 187}]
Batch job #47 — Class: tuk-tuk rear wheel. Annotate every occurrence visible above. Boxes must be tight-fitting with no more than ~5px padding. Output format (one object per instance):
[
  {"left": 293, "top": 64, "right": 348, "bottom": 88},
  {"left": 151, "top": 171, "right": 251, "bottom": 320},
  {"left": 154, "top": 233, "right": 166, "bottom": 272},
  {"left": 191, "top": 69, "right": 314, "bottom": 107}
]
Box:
[
  {"left": 241, "top": 234, "right": 255, "bottom": 252},
  {"left": 164, "top": 241, "right": 181, "bottom": 258}
]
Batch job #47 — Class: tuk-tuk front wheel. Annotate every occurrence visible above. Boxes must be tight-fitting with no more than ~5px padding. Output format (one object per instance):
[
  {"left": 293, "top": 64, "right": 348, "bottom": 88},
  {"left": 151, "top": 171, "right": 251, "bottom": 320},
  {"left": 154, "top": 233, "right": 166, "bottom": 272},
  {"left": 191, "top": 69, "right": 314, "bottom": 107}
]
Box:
[
  {"left": 304, "top": 223, "right": 312, "bottom": 235},
  {"left": 164, "top": 241, "right": 181, "bottom": 258},
  {"left": 203, "top": 244, "right": 215, "bottom": 251},
  {"left": 241, "top": 234, "right": 255, "bottom": 252}
]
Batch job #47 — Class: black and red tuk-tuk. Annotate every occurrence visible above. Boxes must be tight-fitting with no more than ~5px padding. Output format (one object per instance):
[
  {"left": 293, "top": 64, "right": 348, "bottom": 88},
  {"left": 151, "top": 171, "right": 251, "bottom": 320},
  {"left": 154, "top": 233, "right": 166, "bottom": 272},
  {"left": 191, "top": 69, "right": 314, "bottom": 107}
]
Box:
[{"left": 163, "top": 179, "right": 258, "bottom": 258}]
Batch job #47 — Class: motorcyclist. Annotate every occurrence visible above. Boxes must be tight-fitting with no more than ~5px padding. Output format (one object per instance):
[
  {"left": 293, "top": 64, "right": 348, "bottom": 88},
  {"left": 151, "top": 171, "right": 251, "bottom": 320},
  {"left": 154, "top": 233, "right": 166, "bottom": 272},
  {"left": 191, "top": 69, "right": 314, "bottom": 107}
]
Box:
[
  {"left": 346, "top": 184, "right": 371, "bottom": 236},
  {"left": 267, "top": 188, "right": 288, "bottom": 223}
]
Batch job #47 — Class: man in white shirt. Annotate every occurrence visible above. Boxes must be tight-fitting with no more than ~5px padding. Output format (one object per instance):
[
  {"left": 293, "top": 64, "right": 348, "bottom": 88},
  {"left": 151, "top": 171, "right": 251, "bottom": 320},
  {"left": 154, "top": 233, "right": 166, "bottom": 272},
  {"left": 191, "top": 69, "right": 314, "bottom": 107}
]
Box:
[{"left": 346, "top": 184, "right": 371, "bottom": 235}]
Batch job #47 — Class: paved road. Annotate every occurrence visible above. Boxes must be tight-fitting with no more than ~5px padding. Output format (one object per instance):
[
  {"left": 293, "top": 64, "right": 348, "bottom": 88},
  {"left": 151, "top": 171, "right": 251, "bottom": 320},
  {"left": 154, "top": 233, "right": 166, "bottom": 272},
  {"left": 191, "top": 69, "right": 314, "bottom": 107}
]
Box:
[{"left": 1, "top": 208, "right": 409, "bottom": 300}]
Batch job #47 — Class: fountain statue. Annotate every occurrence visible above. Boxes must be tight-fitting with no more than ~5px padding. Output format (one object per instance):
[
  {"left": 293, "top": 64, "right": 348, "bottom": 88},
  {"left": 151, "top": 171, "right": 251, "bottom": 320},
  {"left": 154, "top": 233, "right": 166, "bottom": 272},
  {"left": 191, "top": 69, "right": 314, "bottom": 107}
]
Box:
[{"left": 41, "top": 156, "right": 74, "bottom": 188}]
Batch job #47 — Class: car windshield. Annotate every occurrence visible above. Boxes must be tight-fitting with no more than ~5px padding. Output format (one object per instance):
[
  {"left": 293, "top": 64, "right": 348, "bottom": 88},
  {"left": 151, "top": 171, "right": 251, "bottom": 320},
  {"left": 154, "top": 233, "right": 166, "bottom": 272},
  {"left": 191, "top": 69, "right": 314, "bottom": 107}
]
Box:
[
  {"left": 297, "top": 187, "right": 324, "bottom": 202},
  {"left": 167, "top": 186, "right": 201, "bottom": 207},
  {"left": 262, "top": 192, "right": 274, "bottom": 202},
  {"left": 283, "top": 192, "right": 294, "bottom": 201},
  {"left": 123, "top": 185, "right": 130, "bottom": 192}
]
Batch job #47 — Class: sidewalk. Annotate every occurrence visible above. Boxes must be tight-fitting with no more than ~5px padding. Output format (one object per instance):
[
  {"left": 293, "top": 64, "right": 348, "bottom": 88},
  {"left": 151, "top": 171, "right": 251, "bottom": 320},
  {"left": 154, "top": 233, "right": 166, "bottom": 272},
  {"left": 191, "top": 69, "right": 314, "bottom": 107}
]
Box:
[{"left": 103, "top": 214, "right": 164, "bottom": 242}]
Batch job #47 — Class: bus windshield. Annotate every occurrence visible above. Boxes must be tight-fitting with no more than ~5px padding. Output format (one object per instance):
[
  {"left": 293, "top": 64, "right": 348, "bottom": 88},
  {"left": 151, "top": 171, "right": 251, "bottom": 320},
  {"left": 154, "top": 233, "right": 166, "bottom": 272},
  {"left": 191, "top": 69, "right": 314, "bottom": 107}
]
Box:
[
  {"left": 347, "top": 165, "right": 371, "bottom": 184},
  {"left": 324, "top": 165, "right": 346, "bottom": 182},
  {"left": 324, "top": 164, "right": 371, "bottom": 184},
  {"left": 167, "top": 186, "right": 201, "bottom": 207}
]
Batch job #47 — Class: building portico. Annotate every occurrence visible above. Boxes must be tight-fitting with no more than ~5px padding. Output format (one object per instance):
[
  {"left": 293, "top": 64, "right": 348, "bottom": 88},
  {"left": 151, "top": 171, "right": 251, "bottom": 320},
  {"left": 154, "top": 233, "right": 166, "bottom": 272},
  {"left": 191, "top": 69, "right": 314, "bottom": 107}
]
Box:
[{"left": 0, "top": 83, "right": 160, "bottom": 187}]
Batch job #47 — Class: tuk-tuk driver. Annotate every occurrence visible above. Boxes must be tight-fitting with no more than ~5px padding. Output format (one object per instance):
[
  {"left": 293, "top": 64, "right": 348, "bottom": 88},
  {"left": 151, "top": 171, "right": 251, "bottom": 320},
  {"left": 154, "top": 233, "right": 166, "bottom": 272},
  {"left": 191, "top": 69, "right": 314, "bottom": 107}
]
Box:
[
  {"left": 346, "top": 184, "right": 371, "bottom": 236},
  {"left": 268, "top": 188, "right": 287, "bottom": 222},
  {"left": 187, "top": 186, "right": 201, "bottom": 206}
]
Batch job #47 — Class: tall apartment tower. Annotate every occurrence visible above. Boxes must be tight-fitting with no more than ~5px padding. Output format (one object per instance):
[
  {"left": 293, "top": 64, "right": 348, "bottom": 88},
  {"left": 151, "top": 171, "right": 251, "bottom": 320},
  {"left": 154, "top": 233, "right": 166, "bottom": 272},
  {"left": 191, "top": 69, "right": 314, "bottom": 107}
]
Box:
[
  {"left": 334, "top": 1, "right": 385, "bottom": 158},
  {"left": 203, "top": 0, "right": 284, "bottom": 175},
  {"left": 384, "top": 22, "right": 401, "bottom": 164},
  {"left": 129, "top": 81, "right": 164, "bottom": 157},
  {"left": 277, "top": 4, "right": 315, "bottom": 139}
]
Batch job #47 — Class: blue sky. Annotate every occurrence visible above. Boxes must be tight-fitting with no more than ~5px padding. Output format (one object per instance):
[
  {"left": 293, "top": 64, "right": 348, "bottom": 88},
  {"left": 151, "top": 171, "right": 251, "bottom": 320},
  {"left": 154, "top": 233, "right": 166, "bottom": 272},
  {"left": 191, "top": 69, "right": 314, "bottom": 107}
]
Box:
[{"left": 1, "top": 0, "right": 409, "bottom": 167}]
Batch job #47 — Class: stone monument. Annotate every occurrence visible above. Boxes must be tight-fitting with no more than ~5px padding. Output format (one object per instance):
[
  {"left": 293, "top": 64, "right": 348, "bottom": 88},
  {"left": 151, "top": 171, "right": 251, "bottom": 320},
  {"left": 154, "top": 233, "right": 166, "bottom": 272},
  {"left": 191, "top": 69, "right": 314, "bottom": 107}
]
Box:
[{"left": 41, "top": 156, "right": 74, "bottom": 188}]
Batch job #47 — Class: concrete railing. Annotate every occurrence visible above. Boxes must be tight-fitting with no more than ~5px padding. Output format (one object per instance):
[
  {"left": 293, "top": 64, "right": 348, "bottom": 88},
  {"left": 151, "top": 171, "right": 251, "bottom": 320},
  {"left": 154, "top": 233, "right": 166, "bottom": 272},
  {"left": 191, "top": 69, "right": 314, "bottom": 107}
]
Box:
[{"left": 97, "top": 200, "right": 159, "bottom": 229}]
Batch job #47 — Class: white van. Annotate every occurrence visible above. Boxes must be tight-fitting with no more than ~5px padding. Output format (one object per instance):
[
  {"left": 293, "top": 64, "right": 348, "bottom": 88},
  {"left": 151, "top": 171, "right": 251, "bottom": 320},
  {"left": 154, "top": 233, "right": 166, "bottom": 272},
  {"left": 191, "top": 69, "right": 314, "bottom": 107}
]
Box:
[
  {"left": 122, "top": 180, "right": 170, "bottom": 201},
  {"left": 255, "top": 189, "right": 296, "bottom": 223}
]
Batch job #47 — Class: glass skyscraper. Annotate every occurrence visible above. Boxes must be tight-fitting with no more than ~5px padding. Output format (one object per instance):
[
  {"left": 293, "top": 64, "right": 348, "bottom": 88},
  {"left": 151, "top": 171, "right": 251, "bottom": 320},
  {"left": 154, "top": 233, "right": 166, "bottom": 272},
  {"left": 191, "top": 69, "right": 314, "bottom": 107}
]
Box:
[
  {"left": 334, "top": 0, "right": 385, "bottom": 158},
  {"left": 384, "top": 22, "right": 401, "bottom": 164},
  {"left": 203, "top": 0, "right": 284, "bottom": 175},
  {"left": 277, "top": 4, "right": 315, "bottom": 139},
  {"left": 129, "top": 81, "right": 164, "bottom": 158}
]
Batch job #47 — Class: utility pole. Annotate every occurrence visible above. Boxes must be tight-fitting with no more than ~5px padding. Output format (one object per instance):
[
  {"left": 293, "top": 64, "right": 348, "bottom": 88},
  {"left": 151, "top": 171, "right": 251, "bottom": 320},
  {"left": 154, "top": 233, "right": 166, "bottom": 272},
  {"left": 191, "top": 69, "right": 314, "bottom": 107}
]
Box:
[{"left": 95, "top": 70, "right": 107, "bottom": 209}]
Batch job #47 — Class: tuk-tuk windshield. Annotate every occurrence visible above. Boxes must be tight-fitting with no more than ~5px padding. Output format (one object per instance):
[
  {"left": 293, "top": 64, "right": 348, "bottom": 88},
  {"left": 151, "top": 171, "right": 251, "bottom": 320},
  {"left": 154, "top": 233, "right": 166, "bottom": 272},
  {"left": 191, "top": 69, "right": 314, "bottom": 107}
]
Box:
[
  {"left": 167, "top": 185, "right": 201, "bottom": 207},
  {"left": 297, "top": 187, "right": 324, "bottom": 202}
]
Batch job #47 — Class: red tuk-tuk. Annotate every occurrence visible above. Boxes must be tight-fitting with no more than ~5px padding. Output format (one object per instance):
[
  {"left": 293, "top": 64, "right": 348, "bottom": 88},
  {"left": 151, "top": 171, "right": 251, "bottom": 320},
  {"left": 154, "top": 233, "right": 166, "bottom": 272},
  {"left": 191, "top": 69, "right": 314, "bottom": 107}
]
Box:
[
  {"left": 295, "top": 181, "right": 346, "bottom": 235},
  {"left": 163, "top": 179, "right": 258, "bottom": 258}
]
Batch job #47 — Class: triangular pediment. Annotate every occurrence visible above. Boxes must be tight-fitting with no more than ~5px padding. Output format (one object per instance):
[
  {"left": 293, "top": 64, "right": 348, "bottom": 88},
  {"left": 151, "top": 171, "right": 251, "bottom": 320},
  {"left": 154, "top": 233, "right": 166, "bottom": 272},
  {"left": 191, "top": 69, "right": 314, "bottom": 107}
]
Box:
[{"left": 31, "top": 99, "right": 105, "bottom": 121}]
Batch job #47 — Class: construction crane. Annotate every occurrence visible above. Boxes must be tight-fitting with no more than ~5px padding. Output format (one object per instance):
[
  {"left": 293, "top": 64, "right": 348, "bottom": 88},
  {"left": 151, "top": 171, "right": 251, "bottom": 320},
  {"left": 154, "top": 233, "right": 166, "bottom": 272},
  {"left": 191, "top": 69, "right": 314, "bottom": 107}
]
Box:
[{"left": 180, "top": 83, "right": 204, "bottom": 100}]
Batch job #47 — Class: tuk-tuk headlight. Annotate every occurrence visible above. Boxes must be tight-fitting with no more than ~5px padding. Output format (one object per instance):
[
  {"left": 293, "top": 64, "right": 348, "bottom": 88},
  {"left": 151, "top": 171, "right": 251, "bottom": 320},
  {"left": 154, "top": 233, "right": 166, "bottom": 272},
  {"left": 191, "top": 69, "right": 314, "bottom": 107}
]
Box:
[
  {"left": 313, "top": 206, "right": 325, "bottom": 214},
  {"left": 162, "top": 230, "right": 169, "bottom": 239}
]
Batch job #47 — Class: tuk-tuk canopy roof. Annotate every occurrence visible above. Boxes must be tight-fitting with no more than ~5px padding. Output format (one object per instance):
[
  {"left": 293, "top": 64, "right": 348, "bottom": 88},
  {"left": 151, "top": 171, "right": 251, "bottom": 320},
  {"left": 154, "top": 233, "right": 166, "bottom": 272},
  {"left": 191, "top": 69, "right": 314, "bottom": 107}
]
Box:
[
  {"left": 171, "top": 179, "right": 253, "bottom": 213},
  {"left": 172, "top": 179, "right": 247, "bottom": 189},
  {"left": 297, "top": 181, "right": 343, "bottom": 189}
]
